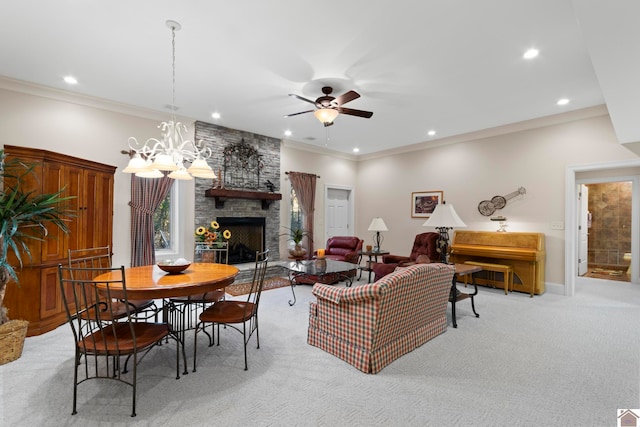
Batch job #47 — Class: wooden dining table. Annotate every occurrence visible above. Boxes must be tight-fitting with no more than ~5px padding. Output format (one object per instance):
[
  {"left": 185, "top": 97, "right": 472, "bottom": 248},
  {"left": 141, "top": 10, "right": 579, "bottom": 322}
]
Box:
[
  {"left": 93, "top": 262, "right": 240, "bottom": 378},
  {"left": 93, "top": 262, "right": 240, "bottom": 300}
]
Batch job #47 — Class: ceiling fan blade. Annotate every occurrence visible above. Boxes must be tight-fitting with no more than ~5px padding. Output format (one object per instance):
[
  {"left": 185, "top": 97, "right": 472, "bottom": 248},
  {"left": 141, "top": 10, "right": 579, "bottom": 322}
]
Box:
[
  {"left": 284, "top": 110, "right": 314, "bottom": 118},
  {"left": 333, "top": 90, "right": 360, "bottom": 106},
  {"left": 338, "top": 107, "right": 373, "bottom": 118},
  {"left": 289, "top": 93, "right": 317, "bottom": 106}
]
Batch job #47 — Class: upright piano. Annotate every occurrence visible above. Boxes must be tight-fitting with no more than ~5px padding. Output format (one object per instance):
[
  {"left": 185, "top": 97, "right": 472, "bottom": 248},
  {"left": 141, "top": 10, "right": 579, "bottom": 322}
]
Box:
[{"left": 451, "top": 230, "right": 546, "bottom": 295}]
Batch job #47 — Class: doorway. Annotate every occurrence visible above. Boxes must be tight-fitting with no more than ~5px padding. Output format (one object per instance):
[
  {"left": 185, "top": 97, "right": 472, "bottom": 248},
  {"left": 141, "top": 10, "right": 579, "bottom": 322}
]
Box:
[
  {"left": 578, "top": 181, "right": 632, "bottom": 282},
  {"left": 324, "top": 185, "right": 354, "bottom": 241},
  {"left": 567, "top": 160, "right": 640, "bottom": 296}
]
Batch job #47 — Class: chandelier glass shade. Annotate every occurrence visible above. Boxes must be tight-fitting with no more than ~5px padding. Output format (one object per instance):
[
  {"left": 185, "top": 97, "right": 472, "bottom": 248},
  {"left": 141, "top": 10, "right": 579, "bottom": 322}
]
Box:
[
  {"left": 314, "top": 108, "right": 339, "bottom": 125},
  {"left": 123, "top": 20, "right": 216, "bottom": 181}
]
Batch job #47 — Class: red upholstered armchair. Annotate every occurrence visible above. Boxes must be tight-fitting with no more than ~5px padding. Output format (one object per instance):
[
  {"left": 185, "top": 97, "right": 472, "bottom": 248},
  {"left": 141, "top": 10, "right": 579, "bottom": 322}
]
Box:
[
  {"left": 317, "top": 236, "right": 363, "bottom": 264},
  {"left": 370, "top": 232, "right": 440, "bottom": 281}
]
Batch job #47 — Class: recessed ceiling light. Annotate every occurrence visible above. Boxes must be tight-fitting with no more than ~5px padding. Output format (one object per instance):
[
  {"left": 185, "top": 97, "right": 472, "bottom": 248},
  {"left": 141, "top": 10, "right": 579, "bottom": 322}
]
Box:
[
  {"left": 353, "top": 147, "right": 360, "bottom": 153},
  {"left": 427, "top": 130, "right": 436, "bottom": 136},
  {"left": 557, "top": 98, "right": 570, "bottom": 106},
  {"left": 523, "top": 48, "right": 539, "bottom": 59},
  {"left": 211, "top": 112, "right": 221, "bottom": 119},
  {"left": 284, "top": 130, "right": 292, "bottom": 137},
  {"left": 63, "top": 76, "right": 77, "bottom": 85}
]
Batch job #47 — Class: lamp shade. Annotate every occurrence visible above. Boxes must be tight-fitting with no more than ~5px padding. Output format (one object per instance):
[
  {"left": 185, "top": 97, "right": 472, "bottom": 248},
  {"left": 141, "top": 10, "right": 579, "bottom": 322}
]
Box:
[
  {"left": 368, "top": 217, "right": 389, "bottom": 232},
  {"left": 422, "top": 203, "right": 467, "bottom": 228},
  {"left": 314, "top": 108, "right": 339, "bottom": 125},
  {"left": 122, "top": 153, "right": 151, "bottom": 173}
]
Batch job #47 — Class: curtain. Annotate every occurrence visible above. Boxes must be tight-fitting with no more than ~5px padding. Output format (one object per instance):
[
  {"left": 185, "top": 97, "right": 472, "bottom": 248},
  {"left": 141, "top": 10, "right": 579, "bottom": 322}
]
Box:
[
  {"left": 129, "top": 175, "right": 174, "bottom": 266},
  {"left": 288, "top": 171, "right": 317, "bottom": 259}
]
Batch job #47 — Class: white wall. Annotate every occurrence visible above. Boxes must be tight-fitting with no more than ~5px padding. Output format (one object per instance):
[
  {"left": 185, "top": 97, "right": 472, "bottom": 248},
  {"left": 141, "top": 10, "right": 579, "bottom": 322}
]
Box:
[
  {"left": 354, "top": 113, "right": 637, "bottom": 287},
  {"left": 0, "top": 85, "right": 171, "bottom": 266},
  {"left": 279, "top": 143, "right": 358, "bottom": 255}
]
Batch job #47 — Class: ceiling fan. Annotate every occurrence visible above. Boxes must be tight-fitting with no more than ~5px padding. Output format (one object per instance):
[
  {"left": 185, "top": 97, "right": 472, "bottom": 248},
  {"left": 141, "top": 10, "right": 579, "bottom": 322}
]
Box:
[{"left": 285, "top": 86, "right": 373, "bottom": 127}]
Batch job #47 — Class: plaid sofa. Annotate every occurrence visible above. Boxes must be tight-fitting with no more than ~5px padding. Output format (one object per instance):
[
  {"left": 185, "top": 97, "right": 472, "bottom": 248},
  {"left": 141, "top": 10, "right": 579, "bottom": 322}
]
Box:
[{"left": 307, "top": 263, "right": 455, "bottom": 373}]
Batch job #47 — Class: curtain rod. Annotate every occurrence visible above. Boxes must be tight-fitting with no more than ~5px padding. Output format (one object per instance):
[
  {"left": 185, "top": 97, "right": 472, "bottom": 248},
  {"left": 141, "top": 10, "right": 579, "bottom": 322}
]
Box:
[{"left": 285, "top": 171, "right": 320, "bottom": 178}]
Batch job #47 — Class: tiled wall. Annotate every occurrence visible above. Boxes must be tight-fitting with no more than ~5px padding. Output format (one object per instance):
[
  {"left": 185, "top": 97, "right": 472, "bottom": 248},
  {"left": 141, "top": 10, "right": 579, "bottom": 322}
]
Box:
[
  {"left": 194, "top": 121, "right": 282, "bottom": 261},
  {"left": 587, "top": 181, "right": 632, "bottom": 267}
]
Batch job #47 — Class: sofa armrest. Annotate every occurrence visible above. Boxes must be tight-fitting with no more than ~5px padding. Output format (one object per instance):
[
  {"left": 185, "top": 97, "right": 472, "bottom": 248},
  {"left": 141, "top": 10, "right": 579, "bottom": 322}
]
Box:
[
  {"left": 312, "top": 282, "right": 384, "bottom": 304},
  {"left": 343, "top": 251, "right": 360, "bottom": 264}
]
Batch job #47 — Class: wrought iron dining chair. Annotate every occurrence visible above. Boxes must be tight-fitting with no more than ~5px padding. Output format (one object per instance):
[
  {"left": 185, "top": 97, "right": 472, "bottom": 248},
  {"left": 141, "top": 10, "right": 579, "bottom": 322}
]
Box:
[
  {"left": 193, "top": 249, "right": 269, "bottom": 371},
  {"left": 68, "top": 246, "right": 157, "bottom": 321},
  {"left": 58, "top": 264, "right": 176, "bottom": 417},
  {"left": 164, "top": 242, "right": 230, "bottom": 345}
]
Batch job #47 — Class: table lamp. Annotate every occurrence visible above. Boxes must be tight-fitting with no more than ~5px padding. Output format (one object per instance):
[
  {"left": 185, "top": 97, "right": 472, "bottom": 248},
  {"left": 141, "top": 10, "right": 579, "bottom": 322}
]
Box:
[
  {"left": 422, "top": 202, "right": 466, "bottom": 263},
  {"left": 368, "top": 217, "right": 388, "bottom": 252}
]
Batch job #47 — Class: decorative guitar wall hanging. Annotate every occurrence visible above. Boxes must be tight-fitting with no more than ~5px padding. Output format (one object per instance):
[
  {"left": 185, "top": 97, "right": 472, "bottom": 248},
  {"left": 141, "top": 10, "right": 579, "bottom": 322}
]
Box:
[{"left": 477, "top": 187, "right": 526, "bottom": 216}]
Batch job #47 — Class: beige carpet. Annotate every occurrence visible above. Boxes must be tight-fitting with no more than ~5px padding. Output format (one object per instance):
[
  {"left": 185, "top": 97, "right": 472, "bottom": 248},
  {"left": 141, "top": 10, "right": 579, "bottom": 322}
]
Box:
[
  {"left": 3, "top": 278, "right": 640, "bottom": 426},
  {"left": 225, "top": 276, "right": 290, "bottom": 296}
]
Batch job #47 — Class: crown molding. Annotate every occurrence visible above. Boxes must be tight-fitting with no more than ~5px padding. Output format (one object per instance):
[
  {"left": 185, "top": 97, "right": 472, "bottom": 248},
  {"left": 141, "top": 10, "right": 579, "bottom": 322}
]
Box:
[
  {"left": 281, "top": 139, "right": 358, "bottom": 161},
  {"left": 0, "top": 75, "right": 186, "bottom": 123},
  {"left": 358, "top": 104, "right": 610, "bottom": 161}
]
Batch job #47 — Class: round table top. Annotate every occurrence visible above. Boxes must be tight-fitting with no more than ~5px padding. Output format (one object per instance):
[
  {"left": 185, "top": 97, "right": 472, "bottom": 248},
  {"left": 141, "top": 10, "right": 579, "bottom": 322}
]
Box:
[{"left": 94, "top": 262, "right": 240, "bottom": 300}]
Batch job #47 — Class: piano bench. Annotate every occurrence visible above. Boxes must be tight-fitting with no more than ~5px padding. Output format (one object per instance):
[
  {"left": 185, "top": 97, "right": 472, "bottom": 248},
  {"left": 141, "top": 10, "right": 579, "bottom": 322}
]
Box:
[{"left": 463, "top": 261, "right": 513, "bottom": 295}]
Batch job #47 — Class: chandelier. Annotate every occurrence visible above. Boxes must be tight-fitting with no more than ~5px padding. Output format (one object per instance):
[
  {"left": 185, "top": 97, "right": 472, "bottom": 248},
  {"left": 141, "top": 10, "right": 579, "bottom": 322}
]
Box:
[{"left": 123, "top": 20, "right": 216, "bottom": 180}]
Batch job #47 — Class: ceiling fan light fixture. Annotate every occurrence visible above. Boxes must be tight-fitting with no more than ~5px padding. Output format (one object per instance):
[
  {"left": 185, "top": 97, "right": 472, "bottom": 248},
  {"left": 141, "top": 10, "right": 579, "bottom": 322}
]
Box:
[{"left": 314, "top": 108, "right": 339, "bottom": 125}]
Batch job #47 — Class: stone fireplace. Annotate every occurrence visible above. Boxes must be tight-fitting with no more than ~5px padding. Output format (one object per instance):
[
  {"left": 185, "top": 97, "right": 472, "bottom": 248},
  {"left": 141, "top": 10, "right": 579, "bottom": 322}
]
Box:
[
  {"left": 217, "top": 217, "right": 266, "bottom": 264},
  {"left": 193, "top": 121, "right": 282, "bottom": 262}
]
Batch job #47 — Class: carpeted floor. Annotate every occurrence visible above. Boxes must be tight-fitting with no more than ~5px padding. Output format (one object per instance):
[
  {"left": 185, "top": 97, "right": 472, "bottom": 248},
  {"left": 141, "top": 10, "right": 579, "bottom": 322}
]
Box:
[
  {"left": 225, "top": 276, "right": 290, "bottom": 296},
  {"left": 2, "top": 276, "right": 639, "bottom": 426}
]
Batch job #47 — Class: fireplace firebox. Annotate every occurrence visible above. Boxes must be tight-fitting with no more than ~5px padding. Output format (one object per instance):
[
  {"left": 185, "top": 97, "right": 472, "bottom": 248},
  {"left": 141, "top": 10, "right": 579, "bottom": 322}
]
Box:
[{"left": 216, "top": 217, "right": 265, "bottom": 264}]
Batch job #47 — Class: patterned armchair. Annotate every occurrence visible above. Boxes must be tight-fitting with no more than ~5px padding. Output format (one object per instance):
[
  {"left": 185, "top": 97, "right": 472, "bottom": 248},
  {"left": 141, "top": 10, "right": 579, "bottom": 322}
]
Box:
[{"left": 307, "top": 263, "right": 455, "bottom": 373}]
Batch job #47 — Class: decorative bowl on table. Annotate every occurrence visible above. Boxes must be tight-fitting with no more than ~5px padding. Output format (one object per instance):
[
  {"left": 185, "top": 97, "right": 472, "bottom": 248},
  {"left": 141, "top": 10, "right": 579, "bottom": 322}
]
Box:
[{"left": 157, "top": 259, "right": 191, "bottom": 274}]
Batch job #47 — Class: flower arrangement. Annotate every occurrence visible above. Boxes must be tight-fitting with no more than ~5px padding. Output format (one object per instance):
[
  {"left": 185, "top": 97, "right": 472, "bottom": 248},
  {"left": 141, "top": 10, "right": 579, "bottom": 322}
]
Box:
[{"left": 195, "top": 221, "right": 231, "bottom": 247}]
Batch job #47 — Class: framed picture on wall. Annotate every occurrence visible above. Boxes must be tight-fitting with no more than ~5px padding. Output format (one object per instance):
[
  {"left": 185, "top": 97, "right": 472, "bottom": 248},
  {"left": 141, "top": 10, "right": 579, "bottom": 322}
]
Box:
[{"left": 411, "top": 191, "right": 443, "bottom": 218}]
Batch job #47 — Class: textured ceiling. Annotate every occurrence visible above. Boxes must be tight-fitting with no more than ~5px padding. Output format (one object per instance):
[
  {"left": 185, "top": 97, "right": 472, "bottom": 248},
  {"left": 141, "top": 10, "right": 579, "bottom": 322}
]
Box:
[{"left": 1, "top": 1, "right": 638, "bottom": 155}]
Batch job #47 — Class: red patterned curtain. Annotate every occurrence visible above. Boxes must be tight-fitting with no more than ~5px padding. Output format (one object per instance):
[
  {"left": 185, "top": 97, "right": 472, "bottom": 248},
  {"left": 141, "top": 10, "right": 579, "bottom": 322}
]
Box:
[
  {"left": 129, "top": 175, "right": 174, "bottom": 266},
  {"left": 288, "top": 171, "right": 317, "bottom": 259}
]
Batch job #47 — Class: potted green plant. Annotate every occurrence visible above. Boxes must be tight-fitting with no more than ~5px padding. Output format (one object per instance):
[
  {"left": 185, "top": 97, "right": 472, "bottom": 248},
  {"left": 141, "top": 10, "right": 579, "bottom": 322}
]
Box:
[
  {"left": 0, "top": 149, "right": 72, "bottom": 364},
  {"left": 281, "top": 226, "right": 311, "bottom": 258}
]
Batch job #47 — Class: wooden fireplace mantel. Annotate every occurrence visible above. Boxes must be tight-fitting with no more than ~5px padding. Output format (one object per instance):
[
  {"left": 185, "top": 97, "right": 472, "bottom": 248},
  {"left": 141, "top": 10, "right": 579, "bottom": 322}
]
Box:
[{"left": 204, "top": 188, "right": 282, "bottom": 210}]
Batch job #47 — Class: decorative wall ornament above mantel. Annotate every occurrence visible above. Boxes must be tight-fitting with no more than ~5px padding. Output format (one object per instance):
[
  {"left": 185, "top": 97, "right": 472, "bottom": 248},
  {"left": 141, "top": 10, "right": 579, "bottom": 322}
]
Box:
[
  {"left": 204, "top": 137, "right": 281, "bottom": 209},
  {"left": 221, "top": 138, "right": 264, "bottom": 190}
]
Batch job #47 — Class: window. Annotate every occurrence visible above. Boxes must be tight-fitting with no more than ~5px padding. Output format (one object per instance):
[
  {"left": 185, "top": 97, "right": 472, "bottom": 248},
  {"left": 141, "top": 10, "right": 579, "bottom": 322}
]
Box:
[
  {"left": 154, "top": 184, "right": 179, "bottom": 253},
  {"left": 290, "top": 188, "right": 304, "bottom": 231}
]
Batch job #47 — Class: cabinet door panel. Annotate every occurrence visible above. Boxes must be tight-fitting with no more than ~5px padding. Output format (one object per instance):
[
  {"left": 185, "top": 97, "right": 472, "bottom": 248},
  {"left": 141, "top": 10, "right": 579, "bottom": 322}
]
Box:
[
  {"left": 41, "top": 162, "right": 66, "bottom": 261},
  {"left": 65, "top": 165, "right": 84, "bottom": 252},
  {"left": 82, "top": 169, "right": 99, "bottom": 249},
  {"left": 40, "top": 266, "right": 61, "bottom": 318},
  {"left": 94, "top": 172, "right": 114, "bottom": 249}
]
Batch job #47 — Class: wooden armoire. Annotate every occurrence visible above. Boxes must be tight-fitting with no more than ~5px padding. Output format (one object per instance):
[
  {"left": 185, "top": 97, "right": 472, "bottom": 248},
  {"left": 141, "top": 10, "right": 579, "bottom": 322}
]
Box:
[{"left": 3, "top": 145, "right": 116, "bottom": 336}]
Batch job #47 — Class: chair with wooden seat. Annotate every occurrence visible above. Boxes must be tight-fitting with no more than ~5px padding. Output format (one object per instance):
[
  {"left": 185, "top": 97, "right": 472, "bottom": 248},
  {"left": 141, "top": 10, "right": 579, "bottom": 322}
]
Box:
[
  {"left": 165, "top": 242, "right": 230, "bottom": 344},
  {"left": 193, "top": 249, "right": 269, "bottom": 371},
  {"left": 68, "top": 246, "right": 157, "bottom": 321},
  {"left": 58, "top": 264, "right": 176, "bottom": 417}
]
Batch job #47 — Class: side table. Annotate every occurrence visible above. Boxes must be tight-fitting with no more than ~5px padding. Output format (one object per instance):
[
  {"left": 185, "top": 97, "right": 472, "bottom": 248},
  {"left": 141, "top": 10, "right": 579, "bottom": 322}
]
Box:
[
  {"left": 358, "top": 250, "right": 390, "bottom": 283},
  {"left": 450, "top": 263, "right": 482, "bottom": 328}
]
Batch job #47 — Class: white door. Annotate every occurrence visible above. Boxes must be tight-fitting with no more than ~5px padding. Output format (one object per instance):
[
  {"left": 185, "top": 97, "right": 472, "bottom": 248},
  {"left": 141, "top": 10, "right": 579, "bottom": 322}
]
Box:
[
  {"left": 578, "top": 184, "right": 589, "bottom": 276},
  {"left": 326, "top": 188, "right": 351, "bottom": 239}
]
